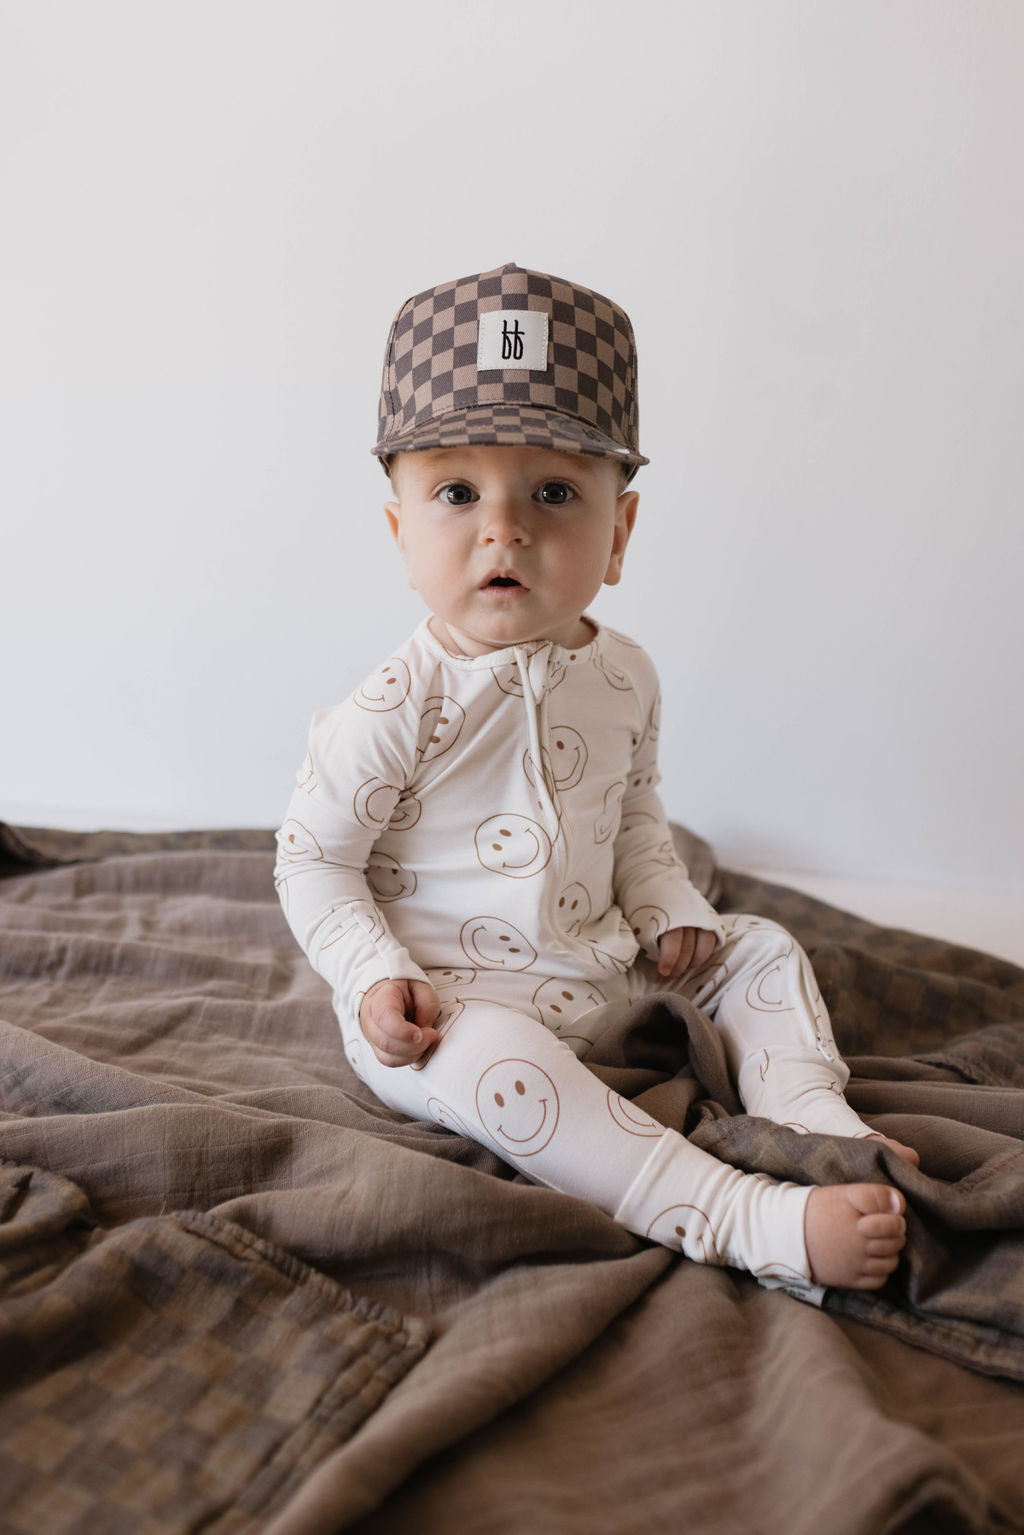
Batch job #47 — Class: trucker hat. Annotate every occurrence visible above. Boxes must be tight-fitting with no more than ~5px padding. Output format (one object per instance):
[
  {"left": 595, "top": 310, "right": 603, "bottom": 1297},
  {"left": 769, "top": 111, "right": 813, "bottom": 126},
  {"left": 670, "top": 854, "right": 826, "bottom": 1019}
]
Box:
[{"left": 372, "top": 262, "right": 648, "bottom": 478}]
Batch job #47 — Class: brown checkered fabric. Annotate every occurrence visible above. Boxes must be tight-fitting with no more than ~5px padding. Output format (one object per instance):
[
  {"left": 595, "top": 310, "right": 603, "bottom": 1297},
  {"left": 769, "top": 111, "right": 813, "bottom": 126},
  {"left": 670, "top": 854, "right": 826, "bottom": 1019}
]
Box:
[
  {"left": 372, "top": 262, "right": 649, "bottom": 478},
  {"left": 0, "top": 1168, "right": 429, "bottom": 1535}
]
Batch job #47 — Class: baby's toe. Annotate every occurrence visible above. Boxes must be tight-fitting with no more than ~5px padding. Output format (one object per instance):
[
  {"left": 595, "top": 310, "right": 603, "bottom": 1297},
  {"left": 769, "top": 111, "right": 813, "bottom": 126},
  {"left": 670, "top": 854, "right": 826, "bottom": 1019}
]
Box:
[
  {"left": 866, "top": 1233, "right": 904, "bottom": 1258},
  {"left": 857, "top": 1269, "right": 894, "bottom": 1290},
  {"left": 847, "top": 1183, "right": 905, "bottom": 1219},
  {"left": 867, "top": 1134, "right": 920, "bottom": 1166},
  {"left": 859, "top": 1211, "right": 906, "bottom": 1242}
]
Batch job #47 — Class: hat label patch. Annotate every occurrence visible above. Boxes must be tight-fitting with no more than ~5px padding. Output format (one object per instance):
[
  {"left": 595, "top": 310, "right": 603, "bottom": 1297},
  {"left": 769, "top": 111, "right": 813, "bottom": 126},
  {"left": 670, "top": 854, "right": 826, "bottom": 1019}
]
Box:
[{"left": 477, "top": 309, "right": 548, "bottom": 372}]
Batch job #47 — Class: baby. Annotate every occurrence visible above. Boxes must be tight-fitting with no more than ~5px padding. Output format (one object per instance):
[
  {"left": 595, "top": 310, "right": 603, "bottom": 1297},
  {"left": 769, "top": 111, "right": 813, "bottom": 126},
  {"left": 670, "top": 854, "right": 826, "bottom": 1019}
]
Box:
[{"left": 276, "top": 262, "right": 915, "bottom": 1297}]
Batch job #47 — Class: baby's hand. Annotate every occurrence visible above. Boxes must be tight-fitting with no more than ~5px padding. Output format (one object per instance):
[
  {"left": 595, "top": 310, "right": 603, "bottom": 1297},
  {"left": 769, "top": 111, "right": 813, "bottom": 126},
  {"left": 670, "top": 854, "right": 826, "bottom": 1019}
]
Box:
[
  {"left": 360, "top": 978, "right": 440, "bottom": 1067},
  {"left": 657, "top": 926, "right": 719, "bottom": 981}
]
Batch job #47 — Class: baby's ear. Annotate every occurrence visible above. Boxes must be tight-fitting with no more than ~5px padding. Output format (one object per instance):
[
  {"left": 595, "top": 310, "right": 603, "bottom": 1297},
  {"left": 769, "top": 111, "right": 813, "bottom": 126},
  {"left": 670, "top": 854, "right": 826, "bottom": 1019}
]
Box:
[
  {"left": 604, "top": 490, "right": 638, "bottom": 586},
  {"left": 383, "top": 504, "right": 416, "bottom": 589}
]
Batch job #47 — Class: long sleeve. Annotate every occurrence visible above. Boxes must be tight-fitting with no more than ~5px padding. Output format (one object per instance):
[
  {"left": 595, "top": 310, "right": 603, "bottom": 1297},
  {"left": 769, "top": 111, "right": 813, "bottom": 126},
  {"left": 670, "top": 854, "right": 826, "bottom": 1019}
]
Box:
[
  {"left": 612, "top": 681, "right": 725, "bottom": 958},
  {"left": 274, "top": 691, "right": 429, "bottom": 1023}
]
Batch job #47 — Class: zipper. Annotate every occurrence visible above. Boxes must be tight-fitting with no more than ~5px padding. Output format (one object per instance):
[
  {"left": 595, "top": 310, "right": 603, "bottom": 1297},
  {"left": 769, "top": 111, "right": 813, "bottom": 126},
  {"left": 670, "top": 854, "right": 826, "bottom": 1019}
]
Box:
[{"left": 514, "top": 644, "right": 570, "bottom": 945}]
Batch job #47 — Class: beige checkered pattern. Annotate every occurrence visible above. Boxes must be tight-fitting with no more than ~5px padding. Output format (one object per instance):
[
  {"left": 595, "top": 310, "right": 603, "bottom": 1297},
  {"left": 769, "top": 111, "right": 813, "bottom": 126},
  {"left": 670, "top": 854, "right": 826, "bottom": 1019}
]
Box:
[
  {"left": 373, "top": 262, "right": 649, "bottom": 475},
  {"left": 0, "top": 1176, "right": 428, "bottom": 1535}
]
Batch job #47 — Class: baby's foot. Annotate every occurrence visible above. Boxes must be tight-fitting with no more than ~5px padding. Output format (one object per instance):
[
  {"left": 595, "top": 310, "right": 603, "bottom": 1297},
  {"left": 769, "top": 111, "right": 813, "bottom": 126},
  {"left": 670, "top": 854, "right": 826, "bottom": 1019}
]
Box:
[
  {"left": 737, "top": 1053, "right": 920, "bottom": 1159},
  {"left": 863, "top": 1133, "right": 919, "bottom": 1166},
  {"left": 804, "top": 1183, "right": 907, "bottom": 1290}
]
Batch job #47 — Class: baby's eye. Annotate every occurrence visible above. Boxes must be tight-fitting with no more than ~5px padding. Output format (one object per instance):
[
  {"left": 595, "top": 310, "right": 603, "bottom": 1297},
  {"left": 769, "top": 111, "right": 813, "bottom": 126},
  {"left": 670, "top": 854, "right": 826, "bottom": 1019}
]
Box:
[
  {"left": 439, "top": 482, "right": 476, "bottom": 506},
  {"left": 535, "top": 481, "right": 575, "bottom": 506}
]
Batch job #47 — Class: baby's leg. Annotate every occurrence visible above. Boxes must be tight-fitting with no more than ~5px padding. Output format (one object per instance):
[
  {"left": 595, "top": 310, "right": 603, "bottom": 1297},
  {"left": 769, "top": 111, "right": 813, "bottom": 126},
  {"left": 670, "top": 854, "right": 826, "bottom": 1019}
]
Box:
[
  {"left": 677, "top": 915, "right": 917, "bottom": 1161},
  {"left": 346, "top": 999, "right": 904, "bottom": 1293}
]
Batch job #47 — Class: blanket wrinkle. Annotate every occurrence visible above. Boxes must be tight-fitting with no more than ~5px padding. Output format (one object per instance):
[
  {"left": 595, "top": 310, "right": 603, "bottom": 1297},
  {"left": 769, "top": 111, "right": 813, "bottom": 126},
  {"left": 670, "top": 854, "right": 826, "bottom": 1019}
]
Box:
[
  {"left": 341, "top": 1265, "right": 1015, "bottom": 1535},
  {"left": 0, "top": 1162, "right": 430, "bottom": 1535},
  {"left": 1, "top": 824, "right": 1022, "bottom": 1534}
]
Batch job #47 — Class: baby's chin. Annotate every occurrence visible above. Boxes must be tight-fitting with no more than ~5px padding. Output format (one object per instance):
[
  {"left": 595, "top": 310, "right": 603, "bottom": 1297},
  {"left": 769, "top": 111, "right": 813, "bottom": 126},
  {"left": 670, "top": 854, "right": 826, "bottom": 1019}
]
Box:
[
  {"left": 424, "top": 617, "right": 498, "bottom": 657},
  {"left": 430, "top": 613, "right": 594, "bottom": 658}
]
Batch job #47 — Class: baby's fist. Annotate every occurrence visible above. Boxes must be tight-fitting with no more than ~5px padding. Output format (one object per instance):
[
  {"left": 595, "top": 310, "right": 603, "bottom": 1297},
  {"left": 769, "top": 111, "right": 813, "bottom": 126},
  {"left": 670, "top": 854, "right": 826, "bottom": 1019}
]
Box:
[
  {"left": 657, "top": 926, "right": 719, "bottom": 981},
  {"left": 360, "top": 977, "right": 440, "bottom": 1066}
]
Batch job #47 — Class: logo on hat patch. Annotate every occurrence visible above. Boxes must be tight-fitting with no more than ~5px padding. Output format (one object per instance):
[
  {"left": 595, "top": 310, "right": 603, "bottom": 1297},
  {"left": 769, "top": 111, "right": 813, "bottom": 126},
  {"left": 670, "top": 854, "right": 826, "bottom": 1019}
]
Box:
[{"left": 477, "top": 309, "right": 548, "bottom": 373}]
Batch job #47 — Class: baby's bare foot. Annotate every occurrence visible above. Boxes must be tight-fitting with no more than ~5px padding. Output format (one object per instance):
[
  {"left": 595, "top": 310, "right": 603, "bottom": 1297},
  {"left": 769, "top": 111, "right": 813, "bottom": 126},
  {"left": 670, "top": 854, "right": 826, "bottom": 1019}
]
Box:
[
  {"left": 865, "top": 1133, "right": 920, "bottom": 1167},
  {"left": 804, "top": 1184, "right": 907, "bottom": 1290}
]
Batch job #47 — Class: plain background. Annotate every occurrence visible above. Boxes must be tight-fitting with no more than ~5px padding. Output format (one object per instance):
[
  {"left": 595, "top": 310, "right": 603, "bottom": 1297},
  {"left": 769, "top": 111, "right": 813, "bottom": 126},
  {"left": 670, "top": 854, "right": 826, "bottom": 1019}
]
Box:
[{"left": 3, "top": 0, "right": 1022, "bottom": 900}]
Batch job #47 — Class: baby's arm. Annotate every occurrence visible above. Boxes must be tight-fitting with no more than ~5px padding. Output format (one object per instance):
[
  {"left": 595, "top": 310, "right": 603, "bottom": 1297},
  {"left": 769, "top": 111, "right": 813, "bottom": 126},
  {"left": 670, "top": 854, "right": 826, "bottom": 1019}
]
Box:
[
  {"left": 275, "top": 676, "right": 428, "bottom": 1027},
  {"left": 612, "top": 666, "right": 725, "bottom": 960}
]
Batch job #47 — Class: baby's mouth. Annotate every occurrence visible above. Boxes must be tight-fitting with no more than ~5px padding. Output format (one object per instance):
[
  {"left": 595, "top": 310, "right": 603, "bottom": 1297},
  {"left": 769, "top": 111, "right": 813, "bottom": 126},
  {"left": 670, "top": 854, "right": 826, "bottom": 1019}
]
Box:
[{"left": 482, "top": 573, "right": 528, "bottom": 592}]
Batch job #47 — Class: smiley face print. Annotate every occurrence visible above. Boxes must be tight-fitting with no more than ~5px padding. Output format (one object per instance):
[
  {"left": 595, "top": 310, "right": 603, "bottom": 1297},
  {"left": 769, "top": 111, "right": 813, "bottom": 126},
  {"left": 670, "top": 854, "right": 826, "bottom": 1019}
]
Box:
[
  {"left": 365, "top": 850, "right": 417, "bottom": 902},
  {"left": 629, "top": 904, "right": 669, "bottom": 952},
  {"left": 592, "top": 650, "right": 632, "bottom": 691},
  {"left": 548, "top": 655, "right": 567, "bottom": 689},
  {"left": 460, "top": 917, "right": 538, "bottom": 971},
  {"left": 523, "top": 748, "right": 557, "bottom": 804},
  {"left": 388, "top": 789, "right": 422, "bottom": 831},
  {"left": 645, "top": 838, "right": 683, "bottom": 871},
  {"left": 548, "top": 727, "right": 588, "bottom": 790},
  {"left": 745, "top": 946, "right": 796, "bottom": 1013},
  {"left": 321, "top": 899, "right": 386, "bottom": 949},
  {"left": 594, "top": 781, "right": 626, "bottom": 844},
  {"left": 521, "top": 729, "right": 587, "bottom": 805},
  {"left": 646, "top": 1203, "right": 718, "bottom": 1263},
  {"left": 491, "top": 656, "right": 566, "bottom": 697},
  {"left": 685, "top": 951, "right": 734, "bottom": 1010},
  {"left": 606, "top": 1091, "right": 663, "bottom": 1137},
  {"left": 618, "top": 809, "right": 658, "bottom": 837},
  {"left": 627, "top": 766, "right": 659, "bottom": 796},
  {"left": 417, "top": 696, "right": 466, "bottom": 762},
  {"left": 491, "top": 663, "right": 526, "bottom": 699},
  {"left": 555, "top": 882, "right": 592, "bottom": 935},
  {"left": 354, "top": 658, "right": 412, "bottom": 712},
  {"left": 475, "top": 815, "right": 552, "bottom": 879},
  {"left": 353, "top": 777, "right": 401, "bottom": 831},
  {"left": 276, "top": 819, "right": 324, "bottom": 865},
  {"left": 476, "top": 1059, "right": 560, "bottom": 1157},
  {"left": 295, "top": 752, "right": 317, "bottom": 794},
  {"left": 431, "top": 966, "right": 477, "bottom": 996},
  {"left": 751, "top": 1259, "right": 812, "bottom": 1286},
  {"left": 581, "top": 929, "right": 635, "bottom": 975},
  {"left": 410, "top": 999, "right": 463, "bottom": 1071},
  {"left": 531, "top": 978, "right": 606, "bottom": 1032},
  {"left": 426, "top": 1097, "right": 475, "bottom": 1136}
]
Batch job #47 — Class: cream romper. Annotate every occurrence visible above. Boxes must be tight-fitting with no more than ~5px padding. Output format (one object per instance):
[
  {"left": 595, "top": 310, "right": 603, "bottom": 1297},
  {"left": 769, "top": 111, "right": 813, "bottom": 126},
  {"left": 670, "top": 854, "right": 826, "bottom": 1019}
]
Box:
[{"left": 276, "top": 619, "right": 875, "bottom": 1293}]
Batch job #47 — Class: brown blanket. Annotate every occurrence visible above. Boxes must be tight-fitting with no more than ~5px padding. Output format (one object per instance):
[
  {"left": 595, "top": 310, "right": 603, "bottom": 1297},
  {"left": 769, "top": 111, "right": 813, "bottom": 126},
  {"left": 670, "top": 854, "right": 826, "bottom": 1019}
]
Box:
[{"left": 1, "top": 822, "right": 1022, "bottom": 1534}]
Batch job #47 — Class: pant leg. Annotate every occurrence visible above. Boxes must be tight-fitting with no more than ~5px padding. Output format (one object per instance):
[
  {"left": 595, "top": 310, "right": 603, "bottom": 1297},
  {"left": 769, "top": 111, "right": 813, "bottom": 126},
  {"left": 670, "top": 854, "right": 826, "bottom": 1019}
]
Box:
[
  {"left": 344, "top": 994, "right": 815, "bottom": 1290},
  {"left": 644, "top": 913, "right": 875, "bottom": 1139}
]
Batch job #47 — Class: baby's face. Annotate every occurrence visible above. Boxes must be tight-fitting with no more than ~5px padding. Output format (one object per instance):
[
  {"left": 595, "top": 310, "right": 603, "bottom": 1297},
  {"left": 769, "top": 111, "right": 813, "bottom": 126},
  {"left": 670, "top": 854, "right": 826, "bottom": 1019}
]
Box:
[{"left": 384, "top": 445, "right": 637, "bottom": 657}]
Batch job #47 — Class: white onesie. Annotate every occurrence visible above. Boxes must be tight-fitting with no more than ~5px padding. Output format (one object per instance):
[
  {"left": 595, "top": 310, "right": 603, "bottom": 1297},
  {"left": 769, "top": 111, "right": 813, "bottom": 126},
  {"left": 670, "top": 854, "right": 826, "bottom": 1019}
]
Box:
[{"left": 276, "top": 618, "right": 871, "bottom": 1293}]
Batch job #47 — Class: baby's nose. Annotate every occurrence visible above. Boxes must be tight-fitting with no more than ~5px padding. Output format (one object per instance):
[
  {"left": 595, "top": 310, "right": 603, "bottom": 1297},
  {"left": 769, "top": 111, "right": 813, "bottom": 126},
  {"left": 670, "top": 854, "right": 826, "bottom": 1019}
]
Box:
[{"left": 481, "top": 498, "right": 531, "bottom": 544}]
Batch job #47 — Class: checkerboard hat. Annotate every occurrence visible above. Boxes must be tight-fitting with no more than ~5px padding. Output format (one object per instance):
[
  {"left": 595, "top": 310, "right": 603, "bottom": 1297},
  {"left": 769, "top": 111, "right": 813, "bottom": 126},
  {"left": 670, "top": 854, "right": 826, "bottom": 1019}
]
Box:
[{"left": 372, "top": 262, "right": 649, "bottom": 479}]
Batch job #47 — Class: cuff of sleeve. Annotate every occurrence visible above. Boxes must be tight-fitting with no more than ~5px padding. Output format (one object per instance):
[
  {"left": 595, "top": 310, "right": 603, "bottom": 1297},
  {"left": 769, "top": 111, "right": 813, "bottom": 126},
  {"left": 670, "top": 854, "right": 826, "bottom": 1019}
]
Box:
[
  {"left": 338, "top": 949, "right": 431, "bottom": 1027},
  {"left": 628, "top": 886, "right": 726, "bottom": 961}
]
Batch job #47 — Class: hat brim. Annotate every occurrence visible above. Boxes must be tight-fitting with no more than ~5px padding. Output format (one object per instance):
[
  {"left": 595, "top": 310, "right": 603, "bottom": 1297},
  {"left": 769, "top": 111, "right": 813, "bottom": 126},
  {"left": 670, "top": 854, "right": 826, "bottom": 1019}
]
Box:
[{"left": 371, "top": 404, "right": 648, "bottom": 479}]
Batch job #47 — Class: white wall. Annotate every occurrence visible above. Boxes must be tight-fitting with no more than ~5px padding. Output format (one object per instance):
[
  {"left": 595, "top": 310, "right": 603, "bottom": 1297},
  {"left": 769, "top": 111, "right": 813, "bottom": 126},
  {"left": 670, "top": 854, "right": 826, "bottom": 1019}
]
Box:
[{"left": 3, "top": 0, "right": 1022, "bottom": 891}]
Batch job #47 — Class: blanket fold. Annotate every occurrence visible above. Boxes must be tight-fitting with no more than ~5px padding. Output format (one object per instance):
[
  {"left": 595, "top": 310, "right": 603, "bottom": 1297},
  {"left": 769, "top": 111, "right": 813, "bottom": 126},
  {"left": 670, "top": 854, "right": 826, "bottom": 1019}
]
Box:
[
  {"left": 0, "top": 1160, "right": 429, "bottom": 1535},
  {"left": 1, "top": 824, "right": 1022, "bottom": 1535}
]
